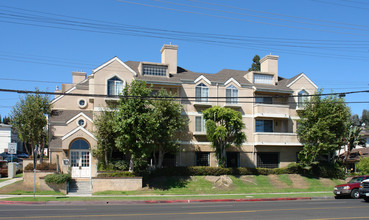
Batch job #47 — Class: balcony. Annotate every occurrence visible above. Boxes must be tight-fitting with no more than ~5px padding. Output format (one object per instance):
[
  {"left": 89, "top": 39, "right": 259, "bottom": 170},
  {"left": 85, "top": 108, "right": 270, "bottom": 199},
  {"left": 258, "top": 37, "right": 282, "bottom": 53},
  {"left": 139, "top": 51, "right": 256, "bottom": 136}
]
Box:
[
  {"left": 254, "top": 132, "right": 301, "bottom": 146},
  {"left": 193, "top": 100, "right": 212, "bottom": 107},
  {"left": 254, "top": 104, "right": 290, "bottom": 118}
]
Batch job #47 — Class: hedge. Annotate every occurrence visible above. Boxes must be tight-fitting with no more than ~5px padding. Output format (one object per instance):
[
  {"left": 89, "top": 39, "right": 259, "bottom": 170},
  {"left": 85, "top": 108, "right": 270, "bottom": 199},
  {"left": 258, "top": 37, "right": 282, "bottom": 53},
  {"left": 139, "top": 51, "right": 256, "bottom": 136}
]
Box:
[
  {"left": 97, "top": 171, "right": 137, "bottom": 178},
  {"left": 24, "top": 162, "right": 57, "bottom": 171},
  {"left": 44, "top": 174, "right": 71, "bottom": 184}
]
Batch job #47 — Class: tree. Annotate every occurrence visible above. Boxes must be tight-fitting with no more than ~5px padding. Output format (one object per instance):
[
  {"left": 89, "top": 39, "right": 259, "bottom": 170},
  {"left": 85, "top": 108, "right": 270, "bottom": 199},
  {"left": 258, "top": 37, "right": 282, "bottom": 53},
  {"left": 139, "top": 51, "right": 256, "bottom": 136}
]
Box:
[
  {"left": 150, "top": 89, "right": 188, "bottom": 168},
  {"left": 93, "top": 106, "right": 117, "bottom": 166},
  {"left": 356, "top": 157, "right": 369, "bottom": 174},
  {"left": 297, "top": 92, "right": 351, "bottom": 168},
  {"left": 361, "top": 109, "right": 369, "bottom": 127},
  {"left": 343, "top": 125, "right": 366, "bottom": 165},
  {"left": 113, "top": 80, "right": 155, "bottom": 172},
  {"left": 10, "top": 91, "right": 51, "bottom": 161},
  {"left": 248, "top": 55, "right": 261, "bottom": 71},
  {"left": 203, "top": 106, "right": 246, "bottom": 167},
  {"left": 2, "top": 116, "right": 10, "bottom": 125}
]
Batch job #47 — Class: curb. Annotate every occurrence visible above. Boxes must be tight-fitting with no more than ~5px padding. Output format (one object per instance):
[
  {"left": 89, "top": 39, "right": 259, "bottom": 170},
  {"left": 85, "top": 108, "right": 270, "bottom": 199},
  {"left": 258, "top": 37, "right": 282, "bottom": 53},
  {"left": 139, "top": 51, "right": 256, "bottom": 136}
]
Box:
[{"left": 0, "top": 197, "right": 314, "bottom": 205}]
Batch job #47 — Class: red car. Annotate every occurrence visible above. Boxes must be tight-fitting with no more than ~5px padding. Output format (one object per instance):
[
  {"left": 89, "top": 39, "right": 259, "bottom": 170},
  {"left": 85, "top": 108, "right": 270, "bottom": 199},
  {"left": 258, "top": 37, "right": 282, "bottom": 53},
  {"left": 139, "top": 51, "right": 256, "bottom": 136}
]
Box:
[{"left": 334, "top": 175, "right": 369, "bottom": 199}]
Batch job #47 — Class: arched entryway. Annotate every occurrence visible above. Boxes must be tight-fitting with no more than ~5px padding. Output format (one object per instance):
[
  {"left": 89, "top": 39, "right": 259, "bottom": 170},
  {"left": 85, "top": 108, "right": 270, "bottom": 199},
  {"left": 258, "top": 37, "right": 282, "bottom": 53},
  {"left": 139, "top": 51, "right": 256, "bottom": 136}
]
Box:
[{"left": 70, "top": 139, "right": 91, "bottom": 178}]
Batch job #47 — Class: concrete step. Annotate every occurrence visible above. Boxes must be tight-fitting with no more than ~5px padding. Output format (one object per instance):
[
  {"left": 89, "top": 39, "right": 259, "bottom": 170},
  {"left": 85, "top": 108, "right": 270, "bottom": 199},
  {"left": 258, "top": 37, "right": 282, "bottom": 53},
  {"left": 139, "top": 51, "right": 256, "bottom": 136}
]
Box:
[{"left": 68, "top": 179, "right": 92, "bottom": 195}]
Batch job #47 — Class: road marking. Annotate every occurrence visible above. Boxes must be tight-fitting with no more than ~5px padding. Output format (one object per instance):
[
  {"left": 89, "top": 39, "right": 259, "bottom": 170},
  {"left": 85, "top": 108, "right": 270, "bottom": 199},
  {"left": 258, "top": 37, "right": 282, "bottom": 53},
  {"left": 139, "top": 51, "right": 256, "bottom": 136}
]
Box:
[
  {"left": 307, "top": 217, "right": 369, "bottom": 220},
  {"left": 0, "top": 206, "right": 366, "bottom": 219}
]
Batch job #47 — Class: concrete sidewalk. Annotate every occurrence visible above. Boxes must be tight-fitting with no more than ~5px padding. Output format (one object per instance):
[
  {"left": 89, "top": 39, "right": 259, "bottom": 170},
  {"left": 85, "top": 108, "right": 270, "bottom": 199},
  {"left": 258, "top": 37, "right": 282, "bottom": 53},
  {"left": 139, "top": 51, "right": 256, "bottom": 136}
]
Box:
[{"left": 0, "top": 177, "right": 23, "bottom": 189}]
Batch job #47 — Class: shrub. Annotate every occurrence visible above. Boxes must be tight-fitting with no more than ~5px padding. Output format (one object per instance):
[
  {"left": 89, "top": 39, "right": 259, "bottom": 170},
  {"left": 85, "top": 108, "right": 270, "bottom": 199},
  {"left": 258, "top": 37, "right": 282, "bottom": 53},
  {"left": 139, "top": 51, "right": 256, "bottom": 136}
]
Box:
[
  {"left": 356, "top": 157, "right": 369, "bottom": 175},
  {"left": 97, "top": 171, "right": 136, "bottom": 178},
  {"left": 25, "top": 162, "right": 57, "bottom": 171},
  {"left": 97, "top": 160, "right": 129, "bottom": 171},
  {"left": 44, "top": 174, "right": 71, "bottom": 184}
]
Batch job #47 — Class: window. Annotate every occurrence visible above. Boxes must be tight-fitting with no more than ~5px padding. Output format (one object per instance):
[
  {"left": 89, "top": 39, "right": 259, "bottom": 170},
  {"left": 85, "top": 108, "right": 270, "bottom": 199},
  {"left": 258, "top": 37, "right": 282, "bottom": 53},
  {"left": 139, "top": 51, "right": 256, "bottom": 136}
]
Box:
[
  {"left": 298, "top": 90, "right": 309, "bottom": 108},
  {"left": 196, "top": 152, "right": 209, "bottom": 166},
  {"left": 226, "top": 152, "right": 239, "bottom": 168},
  {"left": 195, "top": 83, "right": 209, "bottom": 102},
  {"left": 254, "top": 74, "right": 273, "bottom": 84},
  {"left": 70, "top": 139, "right": 90, "bottom": 150},
  {"left": 77, "top": 119, "right": 86, "bottom": 127},
  {"left": 256, "top": 120, "right": 273, "bottom": 132},
  {"left": 255, "top": 97, "right": 272, "bottom": 104},
  {"left": 195, "top": 116, "right": 206, "bottom": 132},
  {"left": 78, "top": 99, "right": 87, "bottom": 108},
  {"left": 226, "top": 85, "right": 238, "bottom": 104},
  {"left": 142, "top": 64, "right": 167, "bottom": 76},
  {"left": 257, "top": 152, "right": 279, "bottom": 168},
  {"left": 107, "top": 76, "right": 123, "bottom": 96}
]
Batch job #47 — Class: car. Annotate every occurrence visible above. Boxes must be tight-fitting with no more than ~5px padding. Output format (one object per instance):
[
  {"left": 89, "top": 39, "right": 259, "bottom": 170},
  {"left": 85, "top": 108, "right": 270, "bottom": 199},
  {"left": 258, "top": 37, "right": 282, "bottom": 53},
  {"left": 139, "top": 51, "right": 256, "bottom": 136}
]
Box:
[
  {"left": 359, "top": 178, "right": 369, "bottom": 202},
  {"left": 0, "top": 160, "right": 8, "bottom": 178},
  {"left": 334, "top": 175, "right": 369, "bottom": 199}
]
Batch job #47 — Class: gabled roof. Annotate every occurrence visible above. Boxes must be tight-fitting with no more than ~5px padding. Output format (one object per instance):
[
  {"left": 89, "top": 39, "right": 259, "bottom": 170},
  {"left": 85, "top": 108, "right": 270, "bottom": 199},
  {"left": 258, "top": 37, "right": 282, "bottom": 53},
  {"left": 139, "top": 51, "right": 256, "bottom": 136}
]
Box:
[
  {"left": 286, "top": 73, "right": 318, "bottom": 89},
  {"left": 93, "top": 57, "right": 137, "bottom": 76}
]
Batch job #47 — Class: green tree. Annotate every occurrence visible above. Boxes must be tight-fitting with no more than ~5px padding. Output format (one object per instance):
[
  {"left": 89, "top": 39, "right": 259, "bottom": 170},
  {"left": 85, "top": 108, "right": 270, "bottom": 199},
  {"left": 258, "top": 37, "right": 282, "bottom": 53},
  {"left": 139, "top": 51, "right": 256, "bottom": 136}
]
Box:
[
  {"left": 248, "top": 55, "right": 261, "bottom": 71},
  {"left": 93, "top": 106, "right": 117, "bottom": 166},
  {"left": 10, "top": 91, "right": 51, "bottom": 161},
  {"left": 356, "top": 157, "right": 369, "bottom": 174},
  {"left": 343, "top": 125, "right": 366, "bottom": 165},
  {"left": 297, "top": 92, "right": 350, "bottom": 168},
  {"left": 2, "top": 116, "right": 10, "bottom": 125},
  {"left": 361, "top": 109, "right": 369, "bottom": 128},
  {"left": 203, "top": 106, "right": 246, "bottom": 167},
  {"left": 151, "top": 89, "right": 188, "bottom": 168},
  {"left": 113, "top": 80, "right": 155, "bottom": 172}
]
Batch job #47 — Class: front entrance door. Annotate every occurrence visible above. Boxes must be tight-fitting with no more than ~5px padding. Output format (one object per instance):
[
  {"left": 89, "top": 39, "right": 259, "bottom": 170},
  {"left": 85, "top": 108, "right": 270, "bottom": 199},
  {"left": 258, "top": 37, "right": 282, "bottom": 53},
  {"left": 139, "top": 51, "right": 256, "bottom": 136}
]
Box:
[{"left": 70, "top": 150, "right": 90, "bottom": 178}]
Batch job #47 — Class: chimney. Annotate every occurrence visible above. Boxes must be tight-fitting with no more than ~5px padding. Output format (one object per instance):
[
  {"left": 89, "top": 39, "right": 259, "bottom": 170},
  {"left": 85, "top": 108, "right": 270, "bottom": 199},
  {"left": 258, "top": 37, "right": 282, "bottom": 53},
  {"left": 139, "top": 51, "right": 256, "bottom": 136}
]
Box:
[
  {"left": 72, "top": 72, "right": 87, "bottom": 84},
  {"left": 161, "top": 44, "right": 178, "bottom": 74},
  {"left": 260, "top": 55, "right": 279, "bottom": 83}
]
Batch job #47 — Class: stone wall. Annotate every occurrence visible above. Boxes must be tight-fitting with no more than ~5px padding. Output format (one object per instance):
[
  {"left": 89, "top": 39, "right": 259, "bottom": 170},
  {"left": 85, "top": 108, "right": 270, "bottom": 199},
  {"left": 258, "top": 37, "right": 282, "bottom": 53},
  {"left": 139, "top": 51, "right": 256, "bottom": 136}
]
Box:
[
  {"left": 91, "top": 177, "right": 142, "bottom": 193},
  {"left": 23, "top": 171, "right": 55, "bottom": 188}
]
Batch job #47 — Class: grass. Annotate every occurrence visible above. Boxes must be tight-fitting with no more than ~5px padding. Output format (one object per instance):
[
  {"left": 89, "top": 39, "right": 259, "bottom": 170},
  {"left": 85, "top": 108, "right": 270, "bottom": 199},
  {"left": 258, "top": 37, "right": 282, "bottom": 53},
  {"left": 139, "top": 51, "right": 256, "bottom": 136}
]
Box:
[
  {"left": 0, "top": 174, "right": 345, "bottom": 201},
  {"left": 2, "top": 192, "right": 334, "bottom": 202}
]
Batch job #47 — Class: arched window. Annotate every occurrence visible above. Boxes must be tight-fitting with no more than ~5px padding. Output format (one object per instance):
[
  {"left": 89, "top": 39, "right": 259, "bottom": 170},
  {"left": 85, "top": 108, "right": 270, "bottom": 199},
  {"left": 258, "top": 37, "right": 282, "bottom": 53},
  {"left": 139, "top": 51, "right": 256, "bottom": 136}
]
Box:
[
  {"left": 226, "top": 85, "right": 238, "bottom": 104},
  {"left": 298, "top": 90, "right": 309, "bottom": 108},
  {"left": 70, "top": 139, "right": 90, "bottom": 150},
  {"left": 195, "top": 83, "right": 209, "bottom": 102},
  {"left": 107, "top": 76, "right": 123, "bottom": 96}
]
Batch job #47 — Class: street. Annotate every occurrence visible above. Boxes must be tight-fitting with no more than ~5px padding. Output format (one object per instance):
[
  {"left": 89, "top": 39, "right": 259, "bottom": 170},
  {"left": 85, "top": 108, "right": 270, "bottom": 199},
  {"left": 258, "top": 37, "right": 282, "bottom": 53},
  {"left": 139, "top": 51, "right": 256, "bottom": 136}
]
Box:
[{"left": 0, "top": 199, "right": 367, "bottom": 220}]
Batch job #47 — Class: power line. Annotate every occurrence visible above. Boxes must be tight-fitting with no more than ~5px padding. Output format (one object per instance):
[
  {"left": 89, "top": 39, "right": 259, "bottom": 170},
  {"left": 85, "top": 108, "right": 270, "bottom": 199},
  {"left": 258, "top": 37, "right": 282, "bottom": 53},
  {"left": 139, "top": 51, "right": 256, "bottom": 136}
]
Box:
[{"left": 0, "top": 88, "right": 367, "bottom": 100}]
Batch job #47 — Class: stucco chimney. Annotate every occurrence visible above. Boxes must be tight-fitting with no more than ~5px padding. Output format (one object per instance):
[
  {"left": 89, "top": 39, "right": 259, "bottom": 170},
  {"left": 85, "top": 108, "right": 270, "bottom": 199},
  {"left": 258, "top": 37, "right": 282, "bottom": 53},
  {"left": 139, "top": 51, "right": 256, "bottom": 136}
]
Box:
[
  {"left": 72, "top": 72, "right": 87, "bottom": 84},
  {"left": 260, "top": 55, "right": 279, "bottom": 83},
  {"left": 161, "top": 44, "right": 178, "bottom": 74}
]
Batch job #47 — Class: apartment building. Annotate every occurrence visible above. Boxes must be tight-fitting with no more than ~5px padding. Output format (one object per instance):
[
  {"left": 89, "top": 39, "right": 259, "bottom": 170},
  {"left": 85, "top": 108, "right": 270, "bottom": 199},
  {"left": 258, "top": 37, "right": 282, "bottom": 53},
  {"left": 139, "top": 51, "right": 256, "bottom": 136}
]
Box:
[{"left": 49, "top": 44, "right": 317, "bottom": 178}]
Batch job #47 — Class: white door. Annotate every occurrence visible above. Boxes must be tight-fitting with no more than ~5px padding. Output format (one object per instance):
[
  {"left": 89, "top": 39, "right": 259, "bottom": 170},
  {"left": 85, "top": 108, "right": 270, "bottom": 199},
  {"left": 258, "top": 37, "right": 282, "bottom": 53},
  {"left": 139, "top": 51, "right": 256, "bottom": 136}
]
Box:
[{"left": 70, "top": 150, "right": 91, "bottom": 178}]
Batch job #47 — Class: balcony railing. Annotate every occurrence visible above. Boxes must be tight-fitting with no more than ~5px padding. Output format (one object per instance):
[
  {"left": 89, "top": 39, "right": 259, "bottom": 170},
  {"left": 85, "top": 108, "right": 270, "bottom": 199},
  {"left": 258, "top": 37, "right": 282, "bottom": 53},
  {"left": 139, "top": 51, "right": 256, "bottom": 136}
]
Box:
[
  {"left": 254, "top": 132, "right": 301, "bottom": 146},
  {"left": 254, "top": 104, "right": 290, "bottom": 118}
]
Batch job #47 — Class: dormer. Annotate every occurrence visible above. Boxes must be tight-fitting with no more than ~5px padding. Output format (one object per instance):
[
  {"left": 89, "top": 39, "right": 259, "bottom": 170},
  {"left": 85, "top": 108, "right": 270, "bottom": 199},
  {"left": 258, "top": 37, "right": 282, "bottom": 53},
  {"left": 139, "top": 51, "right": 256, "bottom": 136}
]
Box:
[
  {"left": 139, "top": 62, "right": 169, "bottom": 78},
  {"left": 252, "top": 55, "right": 279, "bottom": 85}
]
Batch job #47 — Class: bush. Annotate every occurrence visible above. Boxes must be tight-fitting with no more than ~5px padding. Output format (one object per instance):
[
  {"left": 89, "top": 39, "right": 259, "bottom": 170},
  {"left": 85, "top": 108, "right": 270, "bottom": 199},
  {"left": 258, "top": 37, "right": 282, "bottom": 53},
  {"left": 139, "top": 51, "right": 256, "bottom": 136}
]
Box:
[
  {"left": 356, "top": 157, "right": 369, "bottom": 175},
  {"left": 97, "top": 160, "right": 129, "bottom": 171},
  {"left": 24, "top": 162, "right": 57, "bottom": 171},
  {"left": 97, "top": 171, "right": 136, "bottom": 178},
  {"left": 44, "top": 173, "right": 71, "bottom": 184}
]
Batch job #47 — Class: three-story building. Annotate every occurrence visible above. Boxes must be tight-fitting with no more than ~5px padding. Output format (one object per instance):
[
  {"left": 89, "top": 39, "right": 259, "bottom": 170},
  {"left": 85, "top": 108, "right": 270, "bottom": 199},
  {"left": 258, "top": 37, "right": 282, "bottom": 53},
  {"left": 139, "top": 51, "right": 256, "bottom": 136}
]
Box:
[{"left": 49, "top": 44, "right": 317, "bottom": 178}]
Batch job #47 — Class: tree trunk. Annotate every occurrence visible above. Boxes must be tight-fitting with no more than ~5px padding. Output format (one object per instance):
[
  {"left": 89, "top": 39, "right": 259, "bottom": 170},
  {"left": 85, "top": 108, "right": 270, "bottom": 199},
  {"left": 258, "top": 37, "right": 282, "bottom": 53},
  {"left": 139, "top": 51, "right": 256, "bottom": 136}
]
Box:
[
  {"left": 39, "top": 141, "right": 44, "bottom": 164},
  {"left": 23, "top": 142, "right": 29, "bottom": 156},
  {"left": 157, "top": 148, "right": 164, "bottom": 169},
  {"left": 129, "top": 154, "right": 134, "bottom": 172}
]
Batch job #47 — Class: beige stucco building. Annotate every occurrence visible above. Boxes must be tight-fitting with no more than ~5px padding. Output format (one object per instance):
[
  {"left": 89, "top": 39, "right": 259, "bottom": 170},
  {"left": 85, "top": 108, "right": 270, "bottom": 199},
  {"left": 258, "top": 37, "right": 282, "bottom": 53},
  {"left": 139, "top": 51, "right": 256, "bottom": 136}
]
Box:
[{"left": 49, "top": 44, "right": 317, "bottom": 178}]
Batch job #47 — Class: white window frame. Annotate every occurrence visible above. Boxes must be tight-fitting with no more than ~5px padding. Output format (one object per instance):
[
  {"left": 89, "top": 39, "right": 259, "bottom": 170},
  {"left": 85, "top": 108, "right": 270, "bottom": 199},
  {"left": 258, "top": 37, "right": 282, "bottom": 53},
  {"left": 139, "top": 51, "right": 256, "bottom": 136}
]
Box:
[
  {"left": 254, "top": 74, "right": 273, "bottom": 85},
  {"left": 195, "top": 116, "right": 206, "bottom": 133},
  {"left": 226, "top": 85, "right": 238, "bottom": 104},
  {"left": 298, "top": 90, "right": 309, "bottom": 108},
  {"left": 107, "top": 76, "right": 124, "bottom": 96},
  {"left": 195, "top": 83, "right": 209, "bottom": 103}
]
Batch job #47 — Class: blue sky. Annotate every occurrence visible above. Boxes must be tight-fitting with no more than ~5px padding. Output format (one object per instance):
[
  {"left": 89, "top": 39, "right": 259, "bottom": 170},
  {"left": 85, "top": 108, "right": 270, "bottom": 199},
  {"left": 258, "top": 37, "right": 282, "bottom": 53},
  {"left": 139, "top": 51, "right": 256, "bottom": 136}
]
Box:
[{"left": 0, "top": 0, "right": 368, "bottom": 118}]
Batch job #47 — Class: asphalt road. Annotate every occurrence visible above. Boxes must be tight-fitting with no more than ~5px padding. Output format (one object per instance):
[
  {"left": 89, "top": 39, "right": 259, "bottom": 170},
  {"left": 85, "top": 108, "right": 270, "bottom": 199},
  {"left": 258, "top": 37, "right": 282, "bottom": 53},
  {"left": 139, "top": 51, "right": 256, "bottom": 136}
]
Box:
[{"left": 0, "top": 199, "right": 368, "bottom": 220}]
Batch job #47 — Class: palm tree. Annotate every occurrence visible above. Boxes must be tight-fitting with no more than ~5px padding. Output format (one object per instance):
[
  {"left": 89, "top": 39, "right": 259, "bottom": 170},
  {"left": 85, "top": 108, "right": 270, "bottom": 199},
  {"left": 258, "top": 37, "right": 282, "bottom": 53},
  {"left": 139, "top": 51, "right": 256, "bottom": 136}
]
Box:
[{"left": 343, "top": 125, "right": 366, "bottom": 165}]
